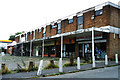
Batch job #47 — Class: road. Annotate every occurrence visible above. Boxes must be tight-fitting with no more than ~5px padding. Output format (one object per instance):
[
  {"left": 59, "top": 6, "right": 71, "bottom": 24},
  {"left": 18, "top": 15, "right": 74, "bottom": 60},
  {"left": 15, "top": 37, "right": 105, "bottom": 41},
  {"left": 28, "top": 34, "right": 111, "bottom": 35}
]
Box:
[{"left": 46, "top": 66, "right": 119, "bottom": 78}]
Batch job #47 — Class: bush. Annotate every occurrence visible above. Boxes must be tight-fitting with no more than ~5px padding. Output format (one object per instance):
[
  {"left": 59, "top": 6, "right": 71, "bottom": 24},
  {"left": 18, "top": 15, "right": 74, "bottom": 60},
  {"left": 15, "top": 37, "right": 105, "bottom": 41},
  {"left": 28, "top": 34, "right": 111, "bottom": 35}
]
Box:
[{"left": 43, "top": 64, "right": 59, "bottom": 70}]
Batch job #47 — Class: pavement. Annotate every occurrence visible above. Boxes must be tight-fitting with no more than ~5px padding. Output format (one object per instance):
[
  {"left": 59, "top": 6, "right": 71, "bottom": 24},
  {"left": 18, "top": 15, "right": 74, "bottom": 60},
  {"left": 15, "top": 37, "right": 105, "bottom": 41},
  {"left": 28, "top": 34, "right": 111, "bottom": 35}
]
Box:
[
  {"left": 1, "top": 61, "right": 119, "bottom": 79},
  {"left": 47, "top": 66, "right": 119, "bottom": 78}
]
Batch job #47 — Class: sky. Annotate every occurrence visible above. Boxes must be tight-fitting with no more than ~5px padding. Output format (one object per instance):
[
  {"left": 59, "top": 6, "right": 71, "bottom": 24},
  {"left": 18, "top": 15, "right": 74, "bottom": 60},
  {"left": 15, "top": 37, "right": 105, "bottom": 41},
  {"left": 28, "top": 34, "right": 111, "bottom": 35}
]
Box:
[{"left": 0, "top": 0, "right": 119, "bottom": 40}]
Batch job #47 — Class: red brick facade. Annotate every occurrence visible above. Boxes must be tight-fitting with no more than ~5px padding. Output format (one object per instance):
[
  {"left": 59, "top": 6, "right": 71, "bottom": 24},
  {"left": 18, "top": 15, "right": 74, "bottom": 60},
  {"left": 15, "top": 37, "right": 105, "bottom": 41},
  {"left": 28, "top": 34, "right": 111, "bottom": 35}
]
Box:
[
  {"left": 15, "top": 3, "right": 120, "bottom": 59},
  {"left": 106, "top": 33, "right": 120, "bottom": 59},
  {"left": 35, "top": 28, "right": 43, "bottom": 39}
]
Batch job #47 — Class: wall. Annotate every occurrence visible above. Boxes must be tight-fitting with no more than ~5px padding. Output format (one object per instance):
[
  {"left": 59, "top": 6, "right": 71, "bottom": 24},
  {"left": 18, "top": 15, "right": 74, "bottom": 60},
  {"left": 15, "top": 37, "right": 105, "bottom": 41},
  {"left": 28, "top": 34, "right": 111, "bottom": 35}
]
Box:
[
  {"left": 106, "top": 33, "right": 119, "bottom": 59},
  {"left": 35, "top": 28, "right": 43, "bottom": 39},
  {"left": 109, "top": 6, "right": 120, "bottom": 28},
  {"left": 83, "top": 5, "right": 110, "bottom": 29},
  {"left": 61, "top": 16, "right": 77, "bottom": 33}
]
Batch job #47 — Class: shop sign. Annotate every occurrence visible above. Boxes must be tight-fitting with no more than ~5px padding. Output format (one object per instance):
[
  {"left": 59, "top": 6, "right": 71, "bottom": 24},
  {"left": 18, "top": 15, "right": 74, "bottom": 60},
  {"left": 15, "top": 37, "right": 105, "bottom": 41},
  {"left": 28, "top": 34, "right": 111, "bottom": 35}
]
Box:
[
  {"left": 76, "top": 33, "right": 103, "bottom": 41},
  {"left": 44, "top": 41, "right": 55, "bottom": 46},
  {"left": 56, "top": 38, "right": 75, "bottom": 45}
]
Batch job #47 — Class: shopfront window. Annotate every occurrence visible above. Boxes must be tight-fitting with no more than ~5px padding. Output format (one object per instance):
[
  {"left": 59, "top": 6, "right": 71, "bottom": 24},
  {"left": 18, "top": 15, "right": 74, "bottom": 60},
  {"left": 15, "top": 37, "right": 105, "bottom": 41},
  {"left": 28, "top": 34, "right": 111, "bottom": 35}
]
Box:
[
  {"left": 44, "top": 46, "right": 55, "bottom": 57},
  {"left": 79, "top": 42, "right": 106, "bottom": 59},
  {"left": 95, "top": 43, "right": 106, "bottom": 59}
]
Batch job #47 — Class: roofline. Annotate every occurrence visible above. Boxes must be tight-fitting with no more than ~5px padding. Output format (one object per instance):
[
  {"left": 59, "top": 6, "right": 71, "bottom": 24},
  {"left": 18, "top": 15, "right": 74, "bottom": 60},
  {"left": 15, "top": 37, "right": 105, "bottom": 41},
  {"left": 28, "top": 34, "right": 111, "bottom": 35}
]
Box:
[{"left": 15, "top": 1, "right": 120, "bottom": 37}]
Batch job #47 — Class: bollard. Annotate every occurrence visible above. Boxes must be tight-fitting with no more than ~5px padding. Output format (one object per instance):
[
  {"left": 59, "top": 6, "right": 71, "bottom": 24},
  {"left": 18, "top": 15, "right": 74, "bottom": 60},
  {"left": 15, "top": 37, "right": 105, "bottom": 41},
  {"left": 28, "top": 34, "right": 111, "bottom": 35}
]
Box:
[
  {"left": 93, "top": 56, "right": 95, "bottom": 68},
  {"left": 59, "top": 58, "right": 63, "bottom": 72},
  {"left": 105, "top": 55, "right": 108, "bottom": 65},
  {"left": 37, "top": 60, "right": 43, "bottom": 76},
  {"left": 115, "top": 54, "right": 118, "bottom": 64},
  {"left": 28, "top": 61, "right": 34, "bottom": 71},
  {"left": 77, "top": 57, "right": 80, "bottom": 70},
  {"left": 2, "top": 64, "right": 8, "bottom": 74}
]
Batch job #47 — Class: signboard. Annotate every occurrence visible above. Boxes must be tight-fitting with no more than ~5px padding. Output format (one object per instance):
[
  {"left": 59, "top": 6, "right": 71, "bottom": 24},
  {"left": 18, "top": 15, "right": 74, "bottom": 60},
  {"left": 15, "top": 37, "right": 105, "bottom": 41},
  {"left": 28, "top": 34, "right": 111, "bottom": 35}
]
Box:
[
  {"left": 76, "top": 33, "right": 103, "bottom": 41},
  {"left": 56, "top": 38, "right": 75, "bottom": 45},
  {"left": 44, "top": 41, "right": 55, "bottom": 46}
]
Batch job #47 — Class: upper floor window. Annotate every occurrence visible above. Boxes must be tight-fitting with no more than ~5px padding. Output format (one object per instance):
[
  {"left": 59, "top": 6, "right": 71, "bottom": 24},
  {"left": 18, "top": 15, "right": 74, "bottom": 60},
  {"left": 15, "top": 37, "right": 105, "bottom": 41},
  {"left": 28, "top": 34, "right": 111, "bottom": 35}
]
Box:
[
  {"left": 43, "top": 27, "right": 46, "bottom": 37},
  {"left": 95, "top": 9, "right": 103, "bottom": 16},
  {"left": 39, "top": 29, "right": 41, "bottom": 32},
  {"left": 77, "top": 16, "right": 83, "bottom": 29},
  {"left": 57, "top": 23, "right": 61, "bottom": 34},
  {"left": 68, "top": 19, "right": 73, "bottom": 24},
  {"left": 30, "top": 32, "right": 32, "bottom": 35},
  {"left": 51, "top": 25, "right": 57, "bottom": 29},
  {"left": 77, "top": 16, "right": 83, "bottom": 25}
]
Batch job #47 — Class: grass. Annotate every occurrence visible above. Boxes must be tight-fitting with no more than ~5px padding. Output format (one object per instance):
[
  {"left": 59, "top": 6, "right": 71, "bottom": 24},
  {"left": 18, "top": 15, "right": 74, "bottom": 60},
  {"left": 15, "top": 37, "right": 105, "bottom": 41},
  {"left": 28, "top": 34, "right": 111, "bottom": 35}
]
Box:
[
  {"left": 16, "top": 66, "right": 38, "bottom": 73},
  {"left": 63, "top": 62, "right": 87, "bottom": 67},
  {"left": 43, "top": 64, "right": 59, "bottom": 70},
  {"left": 1, "top": 64, "right": 13, "bottom": 74},
  {"left": 2, "top": 69, "right": 13, "bottom": 74}
]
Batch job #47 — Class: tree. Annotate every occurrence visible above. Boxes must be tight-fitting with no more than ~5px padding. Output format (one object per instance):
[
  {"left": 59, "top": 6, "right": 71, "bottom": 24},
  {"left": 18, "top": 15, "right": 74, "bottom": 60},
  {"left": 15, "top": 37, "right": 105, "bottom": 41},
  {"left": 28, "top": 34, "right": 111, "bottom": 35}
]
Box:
[{"left": 9, "top": 31, "right": 24, "bottom": 41}]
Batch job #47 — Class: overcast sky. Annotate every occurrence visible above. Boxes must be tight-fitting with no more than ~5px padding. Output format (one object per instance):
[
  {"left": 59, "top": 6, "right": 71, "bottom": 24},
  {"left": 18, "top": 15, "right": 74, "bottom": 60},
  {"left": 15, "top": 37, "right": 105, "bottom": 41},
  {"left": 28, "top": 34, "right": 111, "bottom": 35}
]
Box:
[{"left": 0, "top": 0, "right": 119, "bottom": 40}]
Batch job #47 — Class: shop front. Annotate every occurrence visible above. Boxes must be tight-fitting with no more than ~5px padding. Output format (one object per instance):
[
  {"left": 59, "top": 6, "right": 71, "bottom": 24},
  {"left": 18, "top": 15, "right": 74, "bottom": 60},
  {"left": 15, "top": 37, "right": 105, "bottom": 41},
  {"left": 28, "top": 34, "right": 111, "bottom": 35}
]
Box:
[
  {"left": 56, "top": 37, "right": 75, "bottom": 58},
  {"left": 76, "top": 32, "right": 107, "bottom": 59},
  {"left": 44, "top": 41, "right": 56, "bottom": 57}
]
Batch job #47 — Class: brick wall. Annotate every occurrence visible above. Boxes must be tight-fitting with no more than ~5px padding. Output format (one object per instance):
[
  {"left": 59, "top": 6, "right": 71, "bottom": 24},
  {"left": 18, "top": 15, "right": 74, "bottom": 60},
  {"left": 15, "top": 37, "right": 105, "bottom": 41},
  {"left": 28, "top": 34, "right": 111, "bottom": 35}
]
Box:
[
  {"left": 27, "top": 32, "right": 30, "bottom": 41},
  {"left": 106, "top": 33, "right": 119, "bottom": 59},
  {"left": 109, "top": 6, "right": 120, "bottom": 28},
  {"left": 35, "top": 27, "right": 43, "bottom": 39},
  {"left": 83, "top": 5, "right": 110, "bottom": 29},
  {"left": 75, "top": 42, "right": 79, "bottom": 58},
  {"left": 46, "top": 25, "right": 51, "bottom": 37},
  {"left": 61, "top": 16, "right": 77, "bottom": 33},
  {"left": 51, "top": 27, "right": 57, "bottom": 36}
]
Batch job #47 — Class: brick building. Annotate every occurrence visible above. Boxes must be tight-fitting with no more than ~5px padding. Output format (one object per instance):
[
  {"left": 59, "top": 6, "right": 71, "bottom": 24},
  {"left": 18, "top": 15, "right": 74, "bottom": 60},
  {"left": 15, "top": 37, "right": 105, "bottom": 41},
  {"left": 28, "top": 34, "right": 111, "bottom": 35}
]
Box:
[{"left": 15, "top": 2, "right": 120, "bottom": 59}]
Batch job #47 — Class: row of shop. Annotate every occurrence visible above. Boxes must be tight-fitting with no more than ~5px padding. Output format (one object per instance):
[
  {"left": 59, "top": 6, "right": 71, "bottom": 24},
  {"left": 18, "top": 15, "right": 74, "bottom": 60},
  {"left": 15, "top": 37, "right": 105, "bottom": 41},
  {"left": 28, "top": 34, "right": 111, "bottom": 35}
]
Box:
[{"left": 15, "top": 31, "right": 108, "bottom": 59}]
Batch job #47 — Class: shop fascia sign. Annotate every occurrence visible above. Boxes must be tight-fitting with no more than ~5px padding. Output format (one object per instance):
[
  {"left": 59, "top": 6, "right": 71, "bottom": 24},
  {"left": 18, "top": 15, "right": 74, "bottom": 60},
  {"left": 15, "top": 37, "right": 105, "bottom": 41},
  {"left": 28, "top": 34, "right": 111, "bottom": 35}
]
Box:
[
  {"left": 44, "top": 41, "right": 55, "bottom": 46},
  {"left": 76, "top": 33, "right": 103, "bottom": 41}
]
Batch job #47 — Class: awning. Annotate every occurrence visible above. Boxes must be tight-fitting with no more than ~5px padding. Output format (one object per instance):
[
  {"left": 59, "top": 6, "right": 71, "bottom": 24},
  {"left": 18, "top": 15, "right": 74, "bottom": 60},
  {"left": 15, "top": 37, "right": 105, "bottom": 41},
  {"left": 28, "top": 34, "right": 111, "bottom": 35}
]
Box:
[{"left": 17, "top": 26, "right": 120, "bottom": 45}]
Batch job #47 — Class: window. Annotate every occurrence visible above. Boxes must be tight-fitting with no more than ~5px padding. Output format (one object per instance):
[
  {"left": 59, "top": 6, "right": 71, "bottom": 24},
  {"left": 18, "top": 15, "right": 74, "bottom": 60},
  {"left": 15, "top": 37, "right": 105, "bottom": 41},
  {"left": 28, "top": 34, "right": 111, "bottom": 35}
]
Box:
[
  {"left": 43, "top": 27, "right": 46, "bottom": 37},
  {"left": 57, "top": 23, "right": 61, "bottom": 34},
  {"left": 25, "top": 34, "right": 27, "bottom": 41},
  {"left": 43, "top": 33, "right": 46, "bottom": 37},
  {"left": 77, "top": 16, "right": 83, "bottom": 29},
  {"left": 77, "top": 16, "right": 83, "bottom": 25},
  {"left": 39, "top": 29, "right": 41, "bottom": 32},
  {"left": 51, "top": 25, "right": 57, "bottom": 29},
  {"left": 68, "top": 19, "right": 73, "bottom": 24},
  {"left": 30, "top": 32, "right": 32, "bottom": 35},
  {"left": 95, "top": 9, "right": 103, "bottom": 16}
]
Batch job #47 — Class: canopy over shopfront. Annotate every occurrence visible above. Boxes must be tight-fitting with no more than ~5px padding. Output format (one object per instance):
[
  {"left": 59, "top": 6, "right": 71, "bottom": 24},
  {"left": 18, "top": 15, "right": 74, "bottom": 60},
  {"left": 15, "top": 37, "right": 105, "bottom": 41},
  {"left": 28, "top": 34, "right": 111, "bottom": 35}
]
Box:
[{"left": 16, "top": 26, "right": 120, "bottom": 67}]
